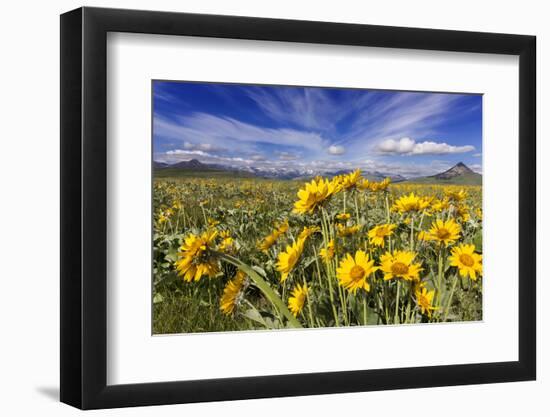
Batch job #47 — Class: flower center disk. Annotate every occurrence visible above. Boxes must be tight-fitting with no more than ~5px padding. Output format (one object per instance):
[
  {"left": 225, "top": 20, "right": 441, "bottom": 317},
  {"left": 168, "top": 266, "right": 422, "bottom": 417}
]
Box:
[
  {"left": 459, "top": 254, "right": 474, "bottom": 267},
  {"left": 391, "top": 261, "right": 409, "bottom": 275},
  {"left": 350, "top": 265, "right": 365, "bottom": 281}
]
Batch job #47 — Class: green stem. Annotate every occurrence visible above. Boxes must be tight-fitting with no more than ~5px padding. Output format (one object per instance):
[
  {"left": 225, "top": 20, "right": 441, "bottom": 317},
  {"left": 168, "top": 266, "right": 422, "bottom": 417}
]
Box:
[
  {"left": 436, "top": 245, "right": 444, "bottom": 317},
  {"left": 354, "top": 194, "right": 361, "bottom": 226},
  {"left": 410, "top": 214, "right": 415, "bottom": 251},
  {"left": 321, "top": 209, "right": 340, "bottom": 326},
  {"left": 443, "top": 274, "right": 459, "bottom": 321},
  {"left": 363, "top": 294, "right": 368, "bottom": 325},
  {"left": 304, "top": 278, "right": 315, "bottom": 328},
  {"left": 218, "top": 252, "right": 302, "bottom": 328},
  {"left": 394, "top": 280, "right": 401, "bottom": 324}
]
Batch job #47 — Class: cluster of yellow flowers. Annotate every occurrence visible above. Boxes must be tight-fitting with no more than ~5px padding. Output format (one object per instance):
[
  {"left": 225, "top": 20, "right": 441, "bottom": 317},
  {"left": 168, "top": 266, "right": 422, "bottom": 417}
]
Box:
[{"left": 158, "top": 168, "right": 482, "bottom": 329}]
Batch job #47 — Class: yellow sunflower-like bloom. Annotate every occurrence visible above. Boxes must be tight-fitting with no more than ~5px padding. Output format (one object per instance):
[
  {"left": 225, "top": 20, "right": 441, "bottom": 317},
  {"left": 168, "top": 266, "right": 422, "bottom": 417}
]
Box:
[
  {"left": 337, "top": 224, "right": 361, "bottom": 237},
  {"left": 207, "top": 217, "right": 220, "bottom": 227},
  {"left": 368, "top": 223, "right": 396, "bottom": 247},
  {"left": 340, "top": 169, "right": 362, "bottom": 190},
  {"left": 427, "top": 218, "right": 461, "bottom": 246},
  {"left": 336, "top": 250, "right": 378, "bottom": 293},
  {"left": 320, "top": 239, "right": 335, "bottom": 262},
  {"left": 369, "top": 177, "right": 391, "bottom": 192},
  {"left": 454, "top": 205, "right": 471, "bottom": 222},
  {"left": 415, "top": 286, "right": 437, "bottom": 318},
  {"left": 431, "top": 197, "right": 450, "bottom": 212},
  {"left": 336, "top": 212, "right": 351, "bottom": 221},
  {"left": 293, "top": 178, "right": 340, "bottom": 214},
  {"left": 276, "top": 238, "right": 306, "bottom": 282},
  {"left": 445, "top": 188, "right": 467, "bottom": 202},
  {"left": 218, "top": 235, "right": 235, "bottom": 253},
  {"left": 258, "top": 232, "right": 278, "bottom": 253},
  {"left": 288, "top": 283, "right": 309, "bottom": 317},
  {"left": 449, "top": 244, "right": 482, "bottom": 280},
  {"left": 220, "top": 270, "right": 246, "bottom": 315},
  {"left": 380, "top": 250, "right": 423, "bottom": 281},
  {"left": 298, "top": 225, "right": 320, "bottom": 240},
  {"left": 276, "top": 219, "right": 290, "bottom": 234},
  {"left": 257, "top": 220, "right": 289, "bottom": 253},
  {"left": 392, "top": 192, "right": 430, "bottom": 214},
  {"left": 357, "top": 178, "right": 370, "bottom": 191},
  {"left": 176, "top": 230, "right": 220, "bottom": 282}
]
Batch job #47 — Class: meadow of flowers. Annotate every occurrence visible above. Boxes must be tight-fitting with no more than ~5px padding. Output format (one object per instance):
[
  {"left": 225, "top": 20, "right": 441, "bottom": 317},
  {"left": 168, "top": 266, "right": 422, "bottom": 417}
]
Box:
[{"left": 153, "top": 171, "right": 482, "bottom": 334}]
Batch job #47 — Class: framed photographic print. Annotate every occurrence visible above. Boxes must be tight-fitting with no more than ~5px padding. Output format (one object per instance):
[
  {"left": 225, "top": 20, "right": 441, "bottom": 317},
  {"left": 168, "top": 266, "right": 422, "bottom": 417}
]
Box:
[{"left": 60, "top": 6, "right": 536, "bottom": 409}]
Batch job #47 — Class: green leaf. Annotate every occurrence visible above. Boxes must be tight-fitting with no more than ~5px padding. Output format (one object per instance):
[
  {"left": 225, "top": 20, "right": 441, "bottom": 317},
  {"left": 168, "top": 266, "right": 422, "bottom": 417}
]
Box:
[{"left": 153, "top": 293, "right": 164, "bottom": 304}]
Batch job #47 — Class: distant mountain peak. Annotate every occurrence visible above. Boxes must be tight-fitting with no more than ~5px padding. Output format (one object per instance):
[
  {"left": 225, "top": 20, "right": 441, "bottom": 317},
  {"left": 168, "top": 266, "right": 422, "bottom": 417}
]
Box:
[{"left": 433, "top": 162, "right": 475, "bottom": 180}]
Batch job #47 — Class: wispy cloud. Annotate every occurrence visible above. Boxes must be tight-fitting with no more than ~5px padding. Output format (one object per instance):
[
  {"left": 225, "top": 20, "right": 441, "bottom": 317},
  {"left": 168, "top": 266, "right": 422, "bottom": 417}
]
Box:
[{"left": 154, "top": 113, "right": 328, "bottom": 154}]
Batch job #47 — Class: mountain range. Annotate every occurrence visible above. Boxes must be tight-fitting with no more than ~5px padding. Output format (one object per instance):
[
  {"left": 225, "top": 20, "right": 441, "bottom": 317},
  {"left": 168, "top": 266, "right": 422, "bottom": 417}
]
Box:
[{"left": 153, "top": 159, "right": 481, "bottom": 184}]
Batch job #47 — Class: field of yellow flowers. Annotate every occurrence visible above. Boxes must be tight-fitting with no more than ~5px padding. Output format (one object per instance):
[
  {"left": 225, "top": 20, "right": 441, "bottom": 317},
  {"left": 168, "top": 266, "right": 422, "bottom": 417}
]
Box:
[{"left": 153, "top": 171, "right": 482, "bottom": 333}]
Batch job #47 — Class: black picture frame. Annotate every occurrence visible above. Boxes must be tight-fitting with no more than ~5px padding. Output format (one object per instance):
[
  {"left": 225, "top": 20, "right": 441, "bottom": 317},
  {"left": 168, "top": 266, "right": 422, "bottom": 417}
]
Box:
[{"left": 60, "top": 6, "right": 536, "bottom": 410}]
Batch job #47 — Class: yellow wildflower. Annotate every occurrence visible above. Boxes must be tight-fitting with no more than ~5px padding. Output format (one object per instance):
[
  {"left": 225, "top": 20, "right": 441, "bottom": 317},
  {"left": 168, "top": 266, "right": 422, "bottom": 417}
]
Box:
[
  {"left": 380, "top": 250, "right": 423, "bottom": 281},
  {"left": 368, "top": 224, "right": 396, "bottom": 247},
  {"left": 449, "top": 244, "right": 482, "bottom": 280},
  {"left": 276, "top": 238, "right": 306, "bottom": 282},
  {"left": 220, "top": 270, "right": 246, "bottom": 315},
  {"left": 288, "top": 283, "right": 309, "bottom": 317},
  {"left": 336, "top": 250, "right": 378, "bottom": 293},
  {"left": 175, "top": 230, "right": 220, "bottom": 282},
  {"left": 427, "top": 218, "right": 461, "bottom": 246}
]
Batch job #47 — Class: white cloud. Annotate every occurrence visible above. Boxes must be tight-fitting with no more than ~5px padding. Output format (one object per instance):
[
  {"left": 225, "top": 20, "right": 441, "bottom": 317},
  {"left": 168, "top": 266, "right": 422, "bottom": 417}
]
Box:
[
  {"left": 276, "top": 151, "right": 299, "bottom": 161},
  {"left": 470, "top": 164, "right": 483, "bottom": 173},
  {"left": 166, "top": 149, "right": 211, "bottom": 157},
  {"left": 473, "top": 153, "right": 482, "bottom": 157},
  {"left": 377, "top": 137, "right": 475, "bottom": 155},
  {"left": 183, "top": 141, "right": 224, "bottom": 152},
  {"left": 328, "top": 145, "right": 345, "bottom": 155}
]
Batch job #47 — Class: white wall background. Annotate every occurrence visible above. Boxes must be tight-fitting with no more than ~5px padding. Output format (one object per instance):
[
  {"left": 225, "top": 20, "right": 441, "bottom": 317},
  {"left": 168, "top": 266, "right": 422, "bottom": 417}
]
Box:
[{"left": 0, "top": 0, "right": 546, "bottom": 415}]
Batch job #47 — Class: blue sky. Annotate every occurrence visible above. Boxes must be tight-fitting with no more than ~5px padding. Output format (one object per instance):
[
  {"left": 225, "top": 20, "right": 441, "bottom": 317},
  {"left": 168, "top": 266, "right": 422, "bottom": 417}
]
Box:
[{"left": 153, "top": 81, "right": 482, "bottom": 178}]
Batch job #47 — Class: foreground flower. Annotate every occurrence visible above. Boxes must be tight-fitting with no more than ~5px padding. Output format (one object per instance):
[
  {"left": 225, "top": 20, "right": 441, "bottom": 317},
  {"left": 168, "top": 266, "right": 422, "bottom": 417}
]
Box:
[
  {"left": 368, "top": 223, "right": 396, "bottom": 247},
  {"left": 393, "top": 192, "right": 430, "bottom": 214},
  {"left": 357, "top": 178, "right": 370, "bottom": 191},
  {"left": 431, "top": 197, "right": 450, "bottom": 212},
  {"left": 176, "top": 230, "right": 220, "bottom": 282},
  {"left": 454, "top": 205, "right": 471, "bottom": 222},
  {"left": 218, "top": 231, "right": 235, "bottom": 252},
  {"left": 449, "top": 244, "right": 483, "bottom": 280},
  {"left": 369, "top": 177, "right": 391, "bottom": 192},
  {"left": 288, "top": 283, "right": 309, "bottom": 317},
  {"left": 337, "top": 224, "right": 361, "bottom": 237},
  {"left": 427, "top": 218, "right": 461, "bottom": 246},
  {"left": 336, "top": 212, "right": 351, "bottom": 222},
  {"left": 380, "top": 250, "right": 423, "bottom": 281},
  {"left": 257, "top": 220, "right": 289, "bottom": 252},
  {"left": 320, "top": 239, "right": 335, "bottom": 262},
  {"left": 293, "top": 178, "right": 340, "bottom": 214},
  {"left": 445, "top": 188, "right": 467, "bottom": 202},
  {"left": 220, "top": 270, "right": 246, "bottom": 315},
  {"left": 298, "top": 225, "right": 320, "bottom": 240},
  {"left": 276, "top": 238, "right": 306, "bottom": 282},
  {"left": 340, "top": 169, "right": 362, "bottom": 190},
  {"left": 336, "top": 250, "right": 377, "bottom": 293},
  {"left": 415, "top": 286, "right": 437, "bottom": 318}
]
